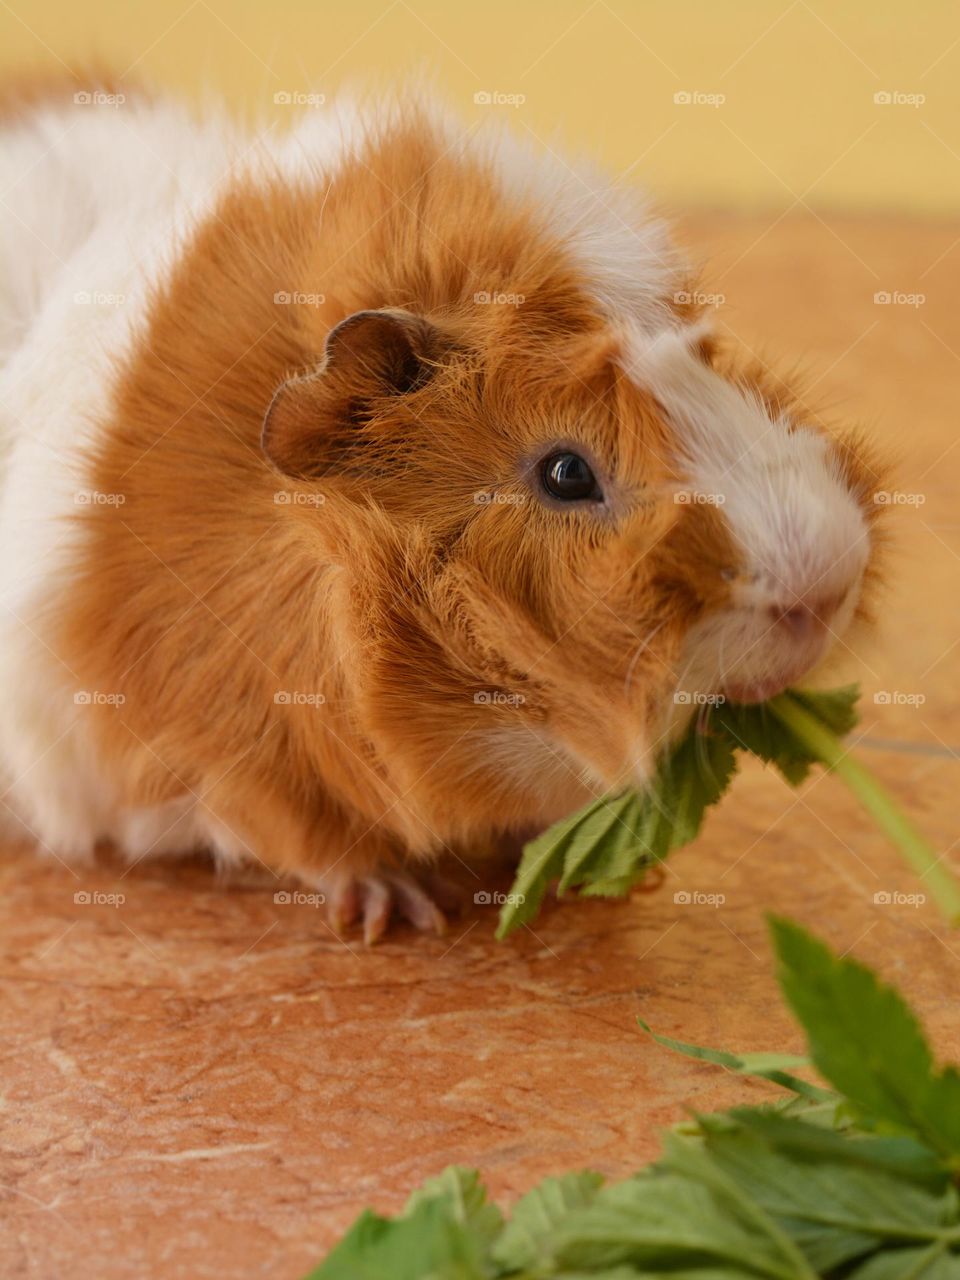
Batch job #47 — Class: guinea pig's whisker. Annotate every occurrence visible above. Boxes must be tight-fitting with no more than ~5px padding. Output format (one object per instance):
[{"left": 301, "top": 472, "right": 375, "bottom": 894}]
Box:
[{"left": 624, "top": 620, "right": 667, "bottom": 697}]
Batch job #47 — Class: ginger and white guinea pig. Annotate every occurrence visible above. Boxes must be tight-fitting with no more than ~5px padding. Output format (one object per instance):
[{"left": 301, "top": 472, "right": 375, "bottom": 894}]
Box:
[{"left": 0, "top": 77, "right": 884, "bottom": 940}]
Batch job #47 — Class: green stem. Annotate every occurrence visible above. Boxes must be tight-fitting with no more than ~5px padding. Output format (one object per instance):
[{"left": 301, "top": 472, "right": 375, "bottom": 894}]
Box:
[{"left": 768, "top": 693, "right": 960, "bottom": 927}]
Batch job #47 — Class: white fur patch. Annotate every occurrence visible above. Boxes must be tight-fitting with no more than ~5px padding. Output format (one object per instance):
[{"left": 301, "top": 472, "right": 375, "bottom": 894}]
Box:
[{"left": 624, "top": 325, "right": 868, "bottom": 605}]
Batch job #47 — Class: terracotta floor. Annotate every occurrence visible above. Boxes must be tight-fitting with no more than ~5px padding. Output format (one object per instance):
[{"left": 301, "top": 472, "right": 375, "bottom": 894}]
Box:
[{"left": 2, "top": 212, "right": 960, "bottom": 1279}]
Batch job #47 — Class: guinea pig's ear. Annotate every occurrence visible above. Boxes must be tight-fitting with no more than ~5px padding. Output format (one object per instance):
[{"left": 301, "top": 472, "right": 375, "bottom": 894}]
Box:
[{"left": 262, "top": 308, "right": 444, "bottom": 477}]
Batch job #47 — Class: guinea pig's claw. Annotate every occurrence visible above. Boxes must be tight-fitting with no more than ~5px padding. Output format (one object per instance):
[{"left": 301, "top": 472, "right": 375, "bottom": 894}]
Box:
[
  {"left": 360, "top": 877, "right": 393, "bottom": 945},
  {"left": 326, "top": 869, "right": 449, "bottom": 944},
  {"left": 384, "top": 871, "right": 448, "bottom": 939}
]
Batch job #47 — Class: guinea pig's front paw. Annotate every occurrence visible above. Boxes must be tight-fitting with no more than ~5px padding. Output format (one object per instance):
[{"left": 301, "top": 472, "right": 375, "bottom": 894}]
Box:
[{"left": 321, "top": 866, "right": 452, "bottom": 945}]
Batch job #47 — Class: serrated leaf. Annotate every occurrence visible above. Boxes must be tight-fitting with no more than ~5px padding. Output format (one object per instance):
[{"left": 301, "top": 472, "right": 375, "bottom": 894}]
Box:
[
  {"left": 405, "top": 1166, "right": 503, "bottom": 1251},
  {"left": 548, "top": 1171, "right": 810, "bottom": 1277},
  {"left": 770, "top": 917, "right": 960, "bottom": 1161},
  {"left": 675, "top": 1122, "right": 960, "bottom": 1274},
  {"left": 491, "top": 1170, "right": 604, "bottom": 1271},
  {"left": 728, "top": 1109, "right": 951, "bottom": 1186},
  {"left": 848, "top": 1245, "right": 960, "bottom": 1278},
  {"left": 714, "top": 685, "right": 860, "bottom": 788},
  {"left": 793, "top": 684, "right": 861, "bottom": 738},
  {"left": 305, "top": 1195, "right": 488, "bottom": 1279},
  {"left": 558, "top": 792, "right": 645, "bottom": 894},
  {"left": 495, "top": 815, "right": 575, "bottom": 938},
  {"left": 498, "top": 709, "right": 739, "bottom": 936}
]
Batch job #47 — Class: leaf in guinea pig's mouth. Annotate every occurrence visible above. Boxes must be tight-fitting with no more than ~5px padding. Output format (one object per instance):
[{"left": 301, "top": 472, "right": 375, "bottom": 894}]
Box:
[{"left": 496, "top": 684, "right": 960, "bottom": 938}]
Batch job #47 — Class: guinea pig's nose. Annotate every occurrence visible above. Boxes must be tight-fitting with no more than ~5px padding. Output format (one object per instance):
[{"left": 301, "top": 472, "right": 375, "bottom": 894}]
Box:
[
  {"left": 768, "top": 594, "right": 842, "bottom": 641},
  {"left": 771, "top": 604, "right": 820, "bottom": 642}
]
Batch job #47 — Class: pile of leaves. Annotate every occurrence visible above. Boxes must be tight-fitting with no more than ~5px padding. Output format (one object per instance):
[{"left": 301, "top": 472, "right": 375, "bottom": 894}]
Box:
[
  {"left": 308, "top": 918, "right": 960, "bottom": 1278},
  {"left": 498, "top": 685, "right": 960, "bottom": 937}
]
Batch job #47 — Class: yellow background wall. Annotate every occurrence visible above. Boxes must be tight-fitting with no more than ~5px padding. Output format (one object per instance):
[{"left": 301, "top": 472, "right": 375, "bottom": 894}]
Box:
[{"left": 3, "top": 0, "right": 958, "bottom": 213}]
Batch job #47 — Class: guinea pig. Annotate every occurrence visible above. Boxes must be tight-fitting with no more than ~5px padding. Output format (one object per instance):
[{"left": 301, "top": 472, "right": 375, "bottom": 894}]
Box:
[{"left": 0, "top": 77, "right": 884, "bottom": 940}]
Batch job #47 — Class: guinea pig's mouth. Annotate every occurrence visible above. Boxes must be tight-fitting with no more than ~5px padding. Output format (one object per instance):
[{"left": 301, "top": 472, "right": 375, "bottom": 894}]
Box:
[
  {"left": 720, "top": 637, "right": 833, "bottom": 704},
  {"left": 722, "top": 673, "right": 801, "bottom": 704}
]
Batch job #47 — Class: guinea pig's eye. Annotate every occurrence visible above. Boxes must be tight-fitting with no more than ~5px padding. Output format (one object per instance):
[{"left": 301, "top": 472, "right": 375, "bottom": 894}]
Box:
[{"left": 540, "top": 452, "right": 602, "bottom": 503}]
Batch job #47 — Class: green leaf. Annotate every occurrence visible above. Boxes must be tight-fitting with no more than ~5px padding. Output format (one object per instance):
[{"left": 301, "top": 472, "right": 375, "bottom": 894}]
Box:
[
  {"left": 848, "top": 1245, "right": 960, "bottom": 1278},
  {"left": 405, "top": 1167, "right": 503, "bottom": 1252},
  {"left": 728, "top": 1109, "right": 950, "bottom": 1186},
  {"left": 558, "top": 792, "right": 646, "bottom": 894},
  {"left": 305, "top": 1195, "right": 489, "bottom": 1279},
  {"left": 679, "top": 1121, "right": 960, "bottom": 1274},
  {"left": 549, "top": 1171, "right": 813, "bottom": 1277},
  {"left": 495, "top": 812, "right": 577, "bottom": 938},
  {"left": 497, "top": 686, "right": 853, "bottom": 938},
  {"left": 637, "top": 1020, "right": 833, "bottom": 1103},
  {"left": 770, "top": 917, "right": 960, "bottom": 1162},
  {"left": 498, "top": 709, "right": 738, "bottom": 935},
  {"left": 491, "top": 1170, "right": 604, "bottom": 1271}
]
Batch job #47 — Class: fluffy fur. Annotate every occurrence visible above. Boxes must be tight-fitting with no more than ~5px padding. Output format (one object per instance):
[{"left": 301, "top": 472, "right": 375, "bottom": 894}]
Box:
[{"left": 0, "top": 78, "right": 885, "bottom": 931}]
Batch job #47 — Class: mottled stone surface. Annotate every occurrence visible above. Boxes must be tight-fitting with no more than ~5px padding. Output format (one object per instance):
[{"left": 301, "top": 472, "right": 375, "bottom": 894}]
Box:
[{"left": 2, "top": 214, "right": 959, "bottom": 1279}]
